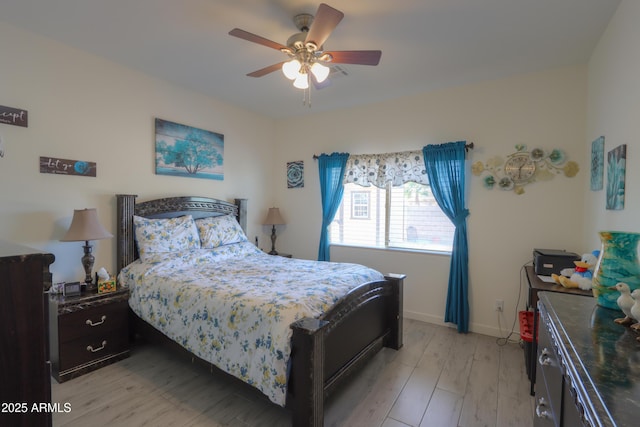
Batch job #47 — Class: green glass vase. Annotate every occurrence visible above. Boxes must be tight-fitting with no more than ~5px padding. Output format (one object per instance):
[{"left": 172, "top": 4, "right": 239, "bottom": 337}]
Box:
[{"left": 592, "top": 231, "right": 640, "bottom": 310}]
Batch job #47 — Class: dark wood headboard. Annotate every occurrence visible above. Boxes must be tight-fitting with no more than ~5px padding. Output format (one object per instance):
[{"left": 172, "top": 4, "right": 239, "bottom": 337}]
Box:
[{"left": 116, "top": 194, "right": 247, "bottom": 274}]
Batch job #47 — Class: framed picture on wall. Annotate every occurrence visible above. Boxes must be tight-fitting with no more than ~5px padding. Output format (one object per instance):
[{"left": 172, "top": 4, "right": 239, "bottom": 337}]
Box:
[
  {"left": 155, "top": 118, "right": 224, "bottom": 180},
  {"left": 606, "top": 144, "right": 626, "bottom": 210},
  {"left": 590, "top": 136, "right": 604, "bottom": 191},
  {"left": 287, "top": 160, "right": 304, "bottom": 188}
]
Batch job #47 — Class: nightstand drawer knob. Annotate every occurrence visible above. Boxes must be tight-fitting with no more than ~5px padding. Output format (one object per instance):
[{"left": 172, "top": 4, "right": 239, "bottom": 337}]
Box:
[
  {"left": 87, "top": 340, "right": 107, "bottom": 353},
  {"left": 86, "top": 315, "right": 107, "bottom": 327}
]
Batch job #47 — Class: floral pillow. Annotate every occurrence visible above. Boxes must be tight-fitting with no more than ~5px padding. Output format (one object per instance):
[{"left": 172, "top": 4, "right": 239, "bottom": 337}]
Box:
[
  {"left": 133, "top": 215, "right": 200, "bottom": 262},
  {"left": 196, "top": 215, "right": 247, "bottom": 248}
]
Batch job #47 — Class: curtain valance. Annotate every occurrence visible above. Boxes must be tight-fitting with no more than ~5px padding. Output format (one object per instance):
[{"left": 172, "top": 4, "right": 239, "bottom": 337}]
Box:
[{"left": 343, "top": 150, "right": 428, "bottom": 188}]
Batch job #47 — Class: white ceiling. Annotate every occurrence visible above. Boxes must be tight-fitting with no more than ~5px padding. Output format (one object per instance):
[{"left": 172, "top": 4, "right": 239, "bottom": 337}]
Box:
[{"left": 2, "top": 0, "right": 620, "bottom": 119}]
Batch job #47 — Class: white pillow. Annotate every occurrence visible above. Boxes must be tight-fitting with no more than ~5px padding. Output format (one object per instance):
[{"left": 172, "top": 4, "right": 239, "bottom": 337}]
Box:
[
  {"left": 133, "top": 215, "right": 200, "bottom": 261},
  {"left": 195, "top": 215, "right": 247, "bottom": 248}
]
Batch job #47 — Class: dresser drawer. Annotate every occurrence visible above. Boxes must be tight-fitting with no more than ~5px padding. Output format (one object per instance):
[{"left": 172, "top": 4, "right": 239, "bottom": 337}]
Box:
[
  {"left": 58, "top": 329, "right": 129, "bottom": 372},
  {"left": 536, "top": 318, "right": 562, "bottom": 426},
  {"left": 58, "top": 300, "right": 128, "bottom": 343},
  {"left": 533, "top": 377, "right": 557, "bottom": 427}
]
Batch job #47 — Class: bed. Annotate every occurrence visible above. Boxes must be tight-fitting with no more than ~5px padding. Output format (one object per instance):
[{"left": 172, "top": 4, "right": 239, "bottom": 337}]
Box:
[{"left": 115, "top": 194, "right": 404, "bottom": 426}]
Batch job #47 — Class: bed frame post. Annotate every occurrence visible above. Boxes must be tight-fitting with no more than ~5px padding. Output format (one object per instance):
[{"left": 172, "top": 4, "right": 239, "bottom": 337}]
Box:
[
  {"left": 234, "top": 198, "right": 247, "bottom": 235},
  {"left": 385, "top": 273, "right": 405, "bottom": 350},
  {"left": 116, "top": 194, "right": 137, "bottom": 276},
  {"left": 289, "top": 318, "right": 330, "bottom": 427}
]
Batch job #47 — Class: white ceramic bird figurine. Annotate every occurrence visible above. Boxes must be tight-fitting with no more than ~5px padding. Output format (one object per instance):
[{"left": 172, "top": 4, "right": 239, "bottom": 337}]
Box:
[
  {"left": 630, "top": 289, "right": 640, "bottom": 333},
  {"left": 610, "top": 282, "right": 636, "bottom": 325}
]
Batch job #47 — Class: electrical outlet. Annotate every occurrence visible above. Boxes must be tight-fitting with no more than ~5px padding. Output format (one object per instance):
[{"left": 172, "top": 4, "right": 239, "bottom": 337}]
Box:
[{"left": 495, "top": 299, "right": 504, "bottom": 312}]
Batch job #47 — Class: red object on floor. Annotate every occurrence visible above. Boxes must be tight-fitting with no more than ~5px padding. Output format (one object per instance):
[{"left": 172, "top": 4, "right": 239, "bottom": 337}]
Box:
[{"left": 519, "top": 310, "right": 538, "bottom": 342}]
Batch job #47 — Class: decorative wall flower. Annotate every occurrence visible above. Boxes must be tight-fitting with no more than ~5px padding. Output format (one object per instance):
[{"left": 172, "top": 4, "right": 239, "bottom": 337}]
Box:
[
  {"left": 563, "top": 161, "right": 579, "bottom": 178},
  {"left": 530, "top": 147, "right": 545, "bottom": 161},
  {"left": 471, "top": 161, "right": 484, "bottom": 175},
  {"left": 483, "top": 175, "right": 495, "bottom": 189}
]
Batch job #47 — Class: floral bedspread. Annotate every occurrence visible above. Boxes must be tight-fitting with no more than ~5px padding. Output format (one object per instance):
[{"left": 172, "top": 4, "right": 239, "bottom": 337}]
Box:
[{"left": 118, "top": 242, "right": 384, "bottom": 406}]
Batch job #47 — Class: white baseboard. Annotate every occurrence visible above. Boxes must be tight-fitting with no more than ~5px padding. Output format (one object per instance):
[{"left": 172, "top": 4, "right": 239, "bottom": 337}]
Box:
[{"left": 402, "top": 309, "right": 519, "bottom": 339}]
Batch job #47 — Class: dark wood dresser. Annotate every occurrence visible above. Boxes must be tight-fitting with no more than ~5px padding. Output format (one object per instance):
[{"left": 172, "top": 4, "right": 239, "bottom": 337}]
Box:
[
  {"left": 0, "top": 240, "right": 55, "bottom": 427},
  {"left": 535, "top": 292, "right": 640, "bottom": 426},
  {"left": 525, "top": 265, "right": 592, "bottom": 395},
  {"left": 49, "top": 287, "right": 130, "bottom": 382}
]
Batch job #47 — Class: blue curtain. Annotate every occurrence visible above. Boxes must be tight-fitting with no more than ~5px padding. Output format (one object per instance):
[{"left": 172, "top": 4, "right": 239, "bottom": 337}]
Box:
[
  {"left": 423, "top": 141, "right": 470, "bottom": 333},
  {"left": 317, "top": 152, "right": 349, "bottom": 261}
]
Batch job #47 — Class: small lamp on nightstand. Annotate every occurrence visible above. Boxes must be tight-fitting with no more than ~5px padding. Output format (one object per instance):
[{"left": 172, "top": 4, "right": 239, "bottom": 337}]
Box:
[
  {"left": 263, "top": 207, "right": 286, "bottom": 255},
  {"left": 61, "top": 208, "right": 113, "bottom": 289}
]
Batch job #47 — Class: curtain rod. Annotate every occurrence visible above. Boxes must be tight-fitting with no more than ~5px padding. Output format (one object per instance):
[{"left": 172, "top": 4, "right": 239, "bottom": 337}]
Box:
[{"left": 312, "top": 142, "right": 474, "bottom": 159}]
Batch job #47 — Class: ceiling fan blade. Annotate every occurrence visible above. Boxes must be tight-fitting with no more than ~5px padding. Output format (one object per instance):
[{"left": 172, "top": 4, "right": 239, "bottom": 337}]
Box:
[
  {"left": 323, "top": 50, "right": 382, "bottom": 66},
  {"left": 229, "top": 28, "right": 288, "bottom": 51},
  {"left": 246, "top": 62, "right": 286, "bottom": 78},
  {"left": 305, "top": 3, "right": 344, "bottom": 48}
]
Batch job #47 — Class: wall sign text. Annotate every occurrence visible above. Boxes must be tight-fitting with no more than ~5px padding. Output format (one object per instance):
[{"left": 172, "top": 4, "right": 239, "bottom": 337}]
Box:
[
  {"left": 40, "top": 156, "right": 97, "bottom": 177},
  {"left": 0, "top": 105, "right": 28, "bottom": 127}
]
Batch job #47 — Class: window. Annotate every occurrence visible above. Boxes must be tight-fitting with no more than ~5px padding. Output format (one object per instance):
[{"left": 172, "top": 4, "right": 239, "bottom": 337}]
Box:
[
  {"left": 351, "top": 192, "right": 370, "bottom": 219},
  {"left": 330, "top": 181, "right": 455, "bottom": 252}
]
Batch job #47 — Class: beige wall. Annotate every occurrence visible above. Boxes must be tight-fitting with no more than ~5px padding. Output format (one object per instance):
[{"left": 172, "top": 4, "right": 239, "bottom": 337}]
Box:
[
  {"left": 0, "top": 22, "right": 277, "bottom": 283},
  {"left": 274, "top": 66, "right": 588, "bottom": 336},
  {"left": 585, "top": 0, "right": 639, "bottom": 246}
]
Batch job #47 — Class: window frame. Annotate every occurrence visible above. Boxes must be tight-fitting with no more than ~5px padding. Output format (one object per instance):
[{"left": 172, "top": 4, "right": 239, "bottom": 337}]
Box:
[{"left": 330, "top": 181, "right": 454, "bottom": 254}]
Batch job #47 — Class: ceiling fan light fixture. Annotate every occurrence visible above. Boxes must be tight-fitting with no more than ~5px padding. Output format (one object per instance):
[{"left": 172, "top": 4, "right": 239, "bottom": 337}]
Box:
[
  {"left": 293, "top": 72, "right": 309, "bottom": 89},
  {"left": 310, "top": 62, "right": 329, "bottom": 83},
  {"left": 282, "top": 59, "right": 301, "bottom": 80},
  {"left": 229, "top": 3, "right": 379, "bottom": 103}
]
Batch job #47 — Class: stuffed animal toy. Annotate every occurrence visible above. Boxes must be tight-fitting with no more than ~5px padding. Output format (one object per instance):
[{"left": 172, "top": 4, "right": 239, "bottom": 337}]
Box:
[{"left": 551, "top": 250, "right": 600, "bottom": 290}]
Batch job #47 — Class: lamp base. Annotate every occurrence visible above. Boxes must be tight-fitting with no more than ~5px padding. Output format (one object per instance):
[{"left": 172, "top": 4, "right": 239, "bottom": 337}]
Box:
[
  {"left": 269, "top": 225, "right": 279, "bottom": 256},
  {"left": 81, "top": 241, "right": 95, "bottom": 289}
]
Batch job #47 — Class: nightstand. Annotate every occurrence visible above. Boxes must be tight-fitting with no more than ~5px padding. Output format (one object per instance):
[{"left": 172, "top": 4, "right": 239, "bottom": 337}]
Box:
[{"left": 49, "top": 287, "right": 130, "bottom": 382}]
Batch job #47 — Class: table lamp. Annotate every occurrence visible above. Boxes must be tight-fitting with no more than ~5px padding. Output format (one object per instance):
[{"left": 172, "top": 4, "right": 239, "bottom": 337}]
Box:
[
  {"left": 263, "top": 207, "right": 285, "bottom": 255},
  {"left": 61, "top": 208, "right": 113, "bottom": 288}
]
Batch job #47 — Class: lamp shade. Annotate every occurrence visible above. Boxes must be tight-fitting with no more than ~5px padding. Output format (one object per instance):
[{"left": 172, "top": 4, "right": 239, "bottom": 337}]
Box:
[
  {"left": 263, "top": 207, "right": 286, "bottom": 225},
  {"left": 61, "top": 208, "right": 113, "bottom": 242}
]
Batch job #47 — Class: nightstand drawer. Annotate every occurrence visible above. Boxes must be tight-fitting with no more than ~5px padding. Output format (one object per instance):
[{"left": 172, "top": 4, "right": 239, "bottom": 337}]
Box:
[
  {"left": 58, "top": 329, "right": 129, "bottom": 372},
  {"left": 58, "top": 300, "right": 128, "bottom": 343}
]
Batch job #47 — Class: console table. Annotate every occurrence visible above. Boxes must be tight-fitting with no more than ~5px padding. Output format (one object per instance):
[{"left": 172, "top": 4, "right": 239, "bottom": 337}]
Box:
[{"left": 525, "top": 265, "right": 592, "bottom": 395}]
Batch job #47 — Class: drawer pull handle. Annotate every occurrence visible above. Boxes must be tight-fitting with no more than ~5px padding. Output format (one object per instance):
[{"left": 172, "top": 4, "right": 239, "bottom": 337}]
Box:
[
  {"left": 538, "top": 348, "right": 552, "bottom": 366},
  {"left": 535, "top": 397, "right": 551, "bottom": 419},
  {"left": 87, "top": 340, "right": 107, "bottom": 353},
  {"left": 86, "top": 315, "right": 107, "bottom": 327}
]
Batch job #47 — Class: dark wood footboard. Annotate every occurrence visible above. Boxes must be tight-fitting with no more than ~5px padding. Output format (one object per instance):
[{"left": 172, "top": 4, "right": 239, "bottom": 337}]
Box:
[{"left": 288, "top": 274, "right": 404, "bottom": 427}]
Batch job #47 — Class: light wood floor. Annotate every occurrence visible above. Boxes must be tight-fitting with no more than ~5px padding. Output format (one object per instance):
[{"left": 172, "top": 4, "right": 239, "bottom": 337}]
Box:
[{"left": 52, "top": 319, "right": 534, "bottom": 426}]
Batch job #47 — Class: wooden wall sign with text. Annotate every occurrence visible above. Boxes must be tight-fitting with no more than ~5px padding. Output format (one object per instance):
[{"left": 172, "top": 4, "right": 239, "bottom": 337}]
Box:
[
  {"left": 0, "top": 105, "right": 28, "bottom": 127},
  {"left": 40, "top": 156, "right": 97, "bottom": 177}
]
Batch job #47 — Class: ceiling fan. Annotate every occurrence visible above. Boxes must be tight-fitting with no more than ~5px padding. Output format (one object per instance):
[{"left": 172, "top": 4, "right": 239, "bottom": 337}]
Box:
[{"left": 228, "top": 3, "right": 381, "bottom": 91}]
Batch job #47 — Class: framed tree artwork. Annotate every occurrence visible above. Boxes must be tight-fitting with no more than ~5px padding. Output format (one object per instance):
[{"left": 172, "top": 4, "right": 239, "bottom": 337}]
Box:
[{"left": 155, "top": 118, "right": 224, "bottom": 180}]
